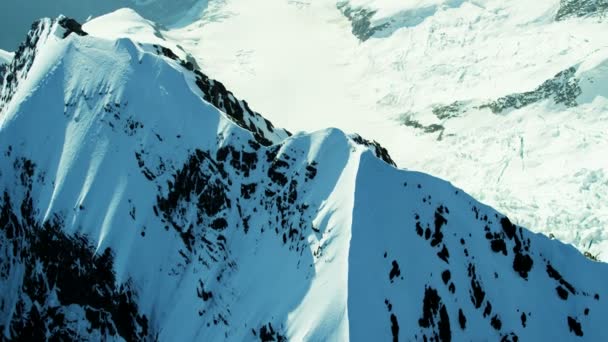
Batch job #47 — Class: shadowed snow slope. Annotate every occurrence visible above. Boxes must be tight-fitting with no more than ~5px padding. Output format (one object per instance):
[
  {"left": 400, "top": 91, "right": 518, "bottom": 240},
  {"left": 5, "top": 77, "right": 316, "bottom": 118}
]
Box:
[{"left": 0, "top": 14, "right": 607, "bottom": 341}]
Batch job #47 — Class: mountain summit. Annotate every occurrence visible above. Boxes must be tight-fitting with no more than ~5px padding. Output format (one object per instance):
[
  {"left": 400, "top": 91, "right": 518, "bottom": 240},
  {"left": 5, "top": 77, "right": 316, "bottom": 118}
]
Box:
[{"left": 0, "top": 12, "right": 607, "bottom": 341}]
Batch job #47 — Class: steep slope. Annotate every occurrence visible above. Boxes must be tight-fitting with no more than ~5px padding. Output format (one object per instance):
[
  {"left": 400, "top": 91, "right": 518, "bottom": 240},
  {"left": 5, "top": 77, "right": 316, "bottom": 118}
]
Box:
[
  {"left": 156, "top": 0, "right": 608, "bottom": 260},
  {"left": 0, "top": 15, "right": 607, "bottom": 341}
]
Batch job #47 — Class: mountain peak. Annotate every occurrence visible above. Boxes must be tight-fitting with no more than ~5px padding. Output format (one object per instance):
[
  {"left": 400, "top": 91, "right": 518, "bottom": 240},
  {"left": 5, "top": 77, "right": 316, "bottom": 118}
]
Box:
[{"left": 0, "top": 9, "right": 607, "bottom": 342}]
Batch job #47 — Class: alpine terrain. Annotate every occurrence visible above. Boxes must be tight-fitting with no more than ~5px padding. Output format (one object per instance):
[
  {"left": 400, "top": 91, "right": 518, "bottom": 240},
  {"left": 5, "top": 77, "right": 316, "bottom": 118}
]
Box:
[
  {"left": 155, "top": 0, "right": 607, "bottom": 261},
  {"left": 0, "top": 10, "right": 607, "bottom": 341}
]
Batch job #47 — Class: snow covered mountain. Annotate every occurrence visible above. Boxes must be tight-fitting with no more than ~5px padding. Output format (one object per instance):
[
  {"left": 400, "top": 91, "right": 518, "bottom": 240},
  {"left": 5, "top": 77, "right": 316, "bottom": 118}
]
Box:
[
  {"left": 1, "top": 13, "right": 608, "bottom": 341},
  {"left": 148, "top": 0, "right": 607, "bottom": 261}
]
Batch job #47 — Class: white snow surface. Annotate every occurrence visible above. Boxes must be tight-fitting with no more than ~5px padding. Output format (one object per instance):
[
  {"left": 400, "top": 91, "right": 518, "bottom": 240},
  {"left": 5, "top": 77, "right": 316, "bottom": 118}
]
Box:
[
  {"left": 109, "top": 0, "right": 608, "bottom": 261},
  {"left": 0, "top": 12, "right": 608, "bottom": 341}
]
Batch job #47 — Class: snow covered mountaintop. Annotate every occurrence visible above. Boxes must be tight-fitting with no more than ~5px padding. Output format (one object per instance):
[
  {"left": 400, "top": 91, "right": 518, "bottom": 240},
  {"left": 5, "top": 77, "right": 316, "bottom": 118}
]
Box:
[
  {"left": 0, "top": 13, "right": 607, "bottom": 341},
  {"left": 146, "top": 0, "right": 608, "bottom": 261}
]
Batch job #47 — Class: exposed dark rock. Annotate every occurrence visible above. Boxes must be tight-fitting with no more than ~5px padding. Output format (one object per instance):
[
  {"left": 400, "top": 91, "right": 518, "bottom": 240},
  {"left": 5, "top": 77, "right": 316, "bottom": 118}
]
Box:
[
  {"left": 468, "top": 264, "right": 485, "bottom": 309},
  {"left": 556, "top": 0, "right": 608, "bottom": 20},
  {"left": 390, "top": 313, "right": 400, "bottom": 342},
  {"left": 556, "top": 286, "right": 569, "bottom": 300},
  {"left": 419, "top": 286, "right": 452, "bottom": 342},
  {"left": 432, "top": 102, "right": 466, "bottom": 120},
  {"left": 57, "top": 17, "right": 88, "bottom": 38},
  {"left": 337, "top": 3, "right": 389, "bottom": 41},
  {"left": 512, "top": 252, "right": 533, "bottom": 279},
  {"left": 490, "top": 238, "right": 508, "bottom": 255},
  {"left": 491, "top": 315, "right": 502, "bottom": 331},
  {"left": 401, "top": 115, "right": 445, "bottom": 139},
  {"left": 546, "top": 263, "right": 577, "bottom": 294},
  {"left": 151, "top": 44, "right": 288, "bottom": 146},
  {"left": 567, "top": 316, "right": 584, "bottom": 336},
  {"left": 0, "top": 160, "right": 150, "bottom": 340},
  {"left": 389, "top": 260, "right": 401, "bottom": 282},
  {"left": 480, "top": 67, "right": 581, "bottom": 114},
  {"left": 437, "top": 245, "right": 450, "bottom": 263},
  {"left": 441, "top": 270, "right": 451, "bottom": 285},
  {"left": 458, "top": 309, "right": 467, "bottom": 330},
  {"left": 258, "top": 323, "right": 287, "bottom": 342},
  {"left": 1, "top": 20, "right": 51, "bottom": 112},
  {"left": 483, "top": 302, "right": 493, "bottom": 318},
  {"left": 350, "top": 134, "right": 396, "bottom": 166}
]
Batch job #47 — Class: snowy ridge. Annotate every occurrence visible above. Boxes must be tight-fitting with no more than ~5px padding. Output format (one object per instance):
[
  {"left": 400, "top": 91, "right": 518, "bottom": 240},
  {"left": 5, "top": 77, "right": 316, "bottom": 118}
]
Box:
[{"left": 0, "top": 14, "right": 607, "bottom": 341}]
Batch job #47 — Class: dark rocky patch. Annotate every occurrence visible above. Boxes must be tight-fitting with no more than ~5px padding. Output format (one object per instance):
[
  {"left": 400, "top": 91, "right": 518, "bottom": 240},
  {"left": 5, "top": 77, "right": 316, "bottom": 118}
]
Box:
[
  {"left": 512, "top": 252, "right": 534, "bottom": 279},
  {"left": 0, "top": 161, "right": 150, "bottom": 340},
  {"left": 197, "top": 280, "right": 213, "bottom": 301},
  {"left": 1, "top": 20, "right": 50, "bottom": 112},
  {"left": 458, "top": 309, "right": 466, "bottom": 330},
  {"left": 490, "top": 315, "right": 502, "bottom": 331},
  {"left": 490, "top": 238, "right": 508, "bottom": 255},
  {"left": 151, "top": 45, "right": 288, "bottom": 146},
  {"left": 546, "top": 263, "right": 577, "bottom": 295},
  {"left": 500, "top": 217, "right": 534, "bottom": 279},
  {"left": 57, "top": 17, "right": 88, "bottom": 38},
  {"left": 156, "top": 149, "right": 231, "bottom": 252},
  {"left": 500, "top": 217, "right": 516, "bottom": 239},
  {"left": 437, "top": 245, "right": 450, "bottom": 263},
  {"left": 501, "top": 333, "right": 520, "bottom": 342},
  {"left": 350, "top": 134, "right": 396, "bottom": 166},
  {"left": 336, "top": 3, "right": 389, "bottom": 41},
  {"left": 556, "top": 286, "right": 569, "bottom": 300},
  {"left": 567, "top": 316, "right": 584, "bottom": 336},
  {"left": 432, "top": 101, "right": 466, "bottom": 120},
  {"left": 441, "top": 270, "right": 451, "bottom": 285},
  {"left": 431, "top": 207, "right": 448, "bottom": 247},
  {"left": 258, "top": 323, "right": 287, "bottom": 342},
  {"left": 556, "top": 0, "right": 608, "bottom": 20},
  {"left": 390, "top": 313, "right": 399, "bottom": 342},
  {"left": 483, "top": 302, "right": 492, "bottom": 318},
  {"left": 241, "top": 183, "right": 258, "bottom": 199},
  {"left": 480, "top": 67, "right": 581, "bottom": 114},
  {"left": 389, "top": 260, "right": 401, "bottom": 282},
  {"left": 305, "top": 163, "right": 318, "bottom": 181},
  {"left": 401, "top": 115, "right": 445, "bottom": 139},
  {"left": 418, "top": 286, "right": 452, "bottom": 342},
  {"left": 467, "top": 264, "right": 485, "bottom": 309}
]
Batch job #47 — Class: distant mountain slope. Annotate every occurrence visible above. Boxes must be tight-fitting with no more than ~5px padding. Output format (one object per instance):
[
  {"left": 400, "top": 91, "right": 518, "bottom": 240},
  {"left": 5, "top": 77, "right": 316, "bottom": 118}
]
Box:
[{"left": 0, "top": 15, "right": 607, "bottom": 341}]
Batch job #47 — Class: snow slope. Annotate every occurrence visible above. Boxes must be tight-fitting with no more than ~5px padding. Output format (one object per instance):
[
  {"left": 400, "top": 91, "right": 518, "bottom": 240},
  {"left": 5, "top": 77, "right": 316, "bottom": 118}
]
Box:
[
  {"left": 1, "top": 14, "right": 607, "bottom": 341},
  {"left": 148, "top": 0, "right": 608, "bottom": 260}
]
